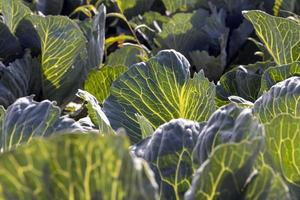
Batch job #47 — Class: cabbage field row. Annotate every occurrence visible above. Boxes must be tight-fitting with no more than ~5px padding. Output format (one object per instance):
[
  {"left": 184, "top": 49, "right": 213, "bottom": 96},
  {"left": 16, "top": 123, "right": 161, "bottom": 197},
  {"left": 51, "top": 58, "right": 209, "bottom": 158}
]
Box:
[{"left": 0, "top": 0, "right": 300, "bottom": 199}]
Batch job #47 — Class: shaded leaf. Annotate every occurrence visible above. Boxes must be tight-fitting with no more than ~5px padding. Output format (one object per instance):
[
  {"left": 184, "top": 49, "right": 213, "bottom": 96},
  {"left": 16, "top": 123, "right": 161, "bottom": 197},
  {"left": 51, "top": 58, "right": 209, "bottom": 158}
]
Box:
[
  {"left": 133, "top": 119, "right": 204, "bottom": 199},
  {"left": 78, "top": 4, "right": 106, "bottom": 70},
  {"left": 103, "top": 50, "right": 216, "bottom": 143},
  {"left": 0, "top": 22, "right": 23, "bottom": 63},
  {"left": 155, "top": 9, "right": 210, "bottom": 56},
  {"left": 0, "top": 53, "right": 41, "bottom": 108},
  {"left": 193, "top": 103, "right": 263, "bottom": 166},
  {"left": 156, "top": 7, "right": 229, "bottom": 81},
  {"left": 190, "top": 48, "right": 226, "bottom": 81},
  {"left": 36, "top": 0, "right": 64, "bottom": 15},
  {"left": 227, "top": 19, "right": 254, "bottom": 62},
  {"left": 15, "top": 18, "right": 41, "bottom": 57},
  {"left": 185, "top": 138, "right": 262, "bottom": 200},
  {"left": 61, "top": 0, "right": 85, "bottom": 15},
  {"left": 216, "top": 62, "right": 274, "bottom": 104},
  {"left": 0, "top": 133, "right": 159, "bottom": 200},
  {"left": 0, "top": 96, "right": 85, "bottom": 151}
]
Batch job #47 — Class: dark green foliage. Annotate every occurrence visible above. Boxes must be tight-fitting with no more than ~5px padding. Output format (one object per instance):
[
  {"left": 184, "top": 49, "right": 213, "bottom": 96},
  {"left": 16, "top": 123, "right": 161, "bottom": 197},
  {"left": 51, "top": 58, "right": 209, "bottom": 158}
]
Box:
[{"left": 0, "top": 0, "right": 300, "bottom": 199}]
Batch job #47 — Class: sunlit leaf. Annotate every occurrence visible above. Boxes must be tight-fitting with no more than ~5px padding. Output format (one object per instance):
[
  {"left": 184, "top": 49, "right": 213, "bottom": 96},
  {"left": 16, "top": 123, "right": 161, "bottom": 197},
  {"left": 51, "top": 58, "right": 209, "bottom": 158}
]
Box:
[
  {"left": 1, "top": 0, "right": 31, "bottom": 33},
  {"left": 106, "top": 46, "right": 143, "bottom": 68},
  {"left": 0, "top": 133, "right": 159, "bottom": 200},
  {"left": 103, "top": 50, "right": 216, "bottom": 143},
  {"left": 263, "top": 114, "right": 300, "bottom": 197},
  {"left": 244, "top": 10, "right": 300, "bottom": 65},
  {"left": 259, "top": 62, "right": 300, "bottom": 94},
  {"left": 77, "top": 89, "right": 115, "bottom": 134},
  {"left": 105, "top": 35, "right": 137, "bottom": 49},
  {"left": 162, "top": 0, "right": 200, "bottom": 13},
  {"left": 243, "top": 165, "right": 291, "bottom": 200},
  {"left": 28, "top": 15, "right": 88, "bottom": 105},
  {"left": 84, "top": 65, "right": 127, "bottom": 104},
  {"left": 135, "top": 114, "right": 155, "bottom": 139}
]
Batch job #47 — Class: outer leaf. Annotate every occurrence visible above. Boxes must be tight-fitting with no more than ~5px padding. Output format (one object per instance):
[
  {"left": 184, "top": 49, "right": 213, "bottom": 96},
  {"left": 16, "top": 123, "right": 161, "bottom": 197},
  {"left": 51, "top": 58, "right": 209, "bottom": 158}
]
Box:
[
  {"left": 0, "top": 105, "right": 4, "bottom": 138},
  {"left": 103, "top": 50, "right": 216, "bottom": 143},
  {"left": 196, "top": 0, "right": 266, "bottom": 14},
  {"left": 155, "top": 9, "right": 210, "bottom": 55},
  {"left": 0, "top": 53, "right": 41, "bottom": 108},
  {"left": 15, "top": 18, "right": 41, "bottom": 57},
  {"left": 135, "top": 114, "right": 155, "bottom": 139},
  {"left": 244, "top": 10, "right": 300, "bottom": 65},
  {"left": 162, "top": 0, "right": 199, "bottom": 13},
  {"left": 106, "top": 46, "right": 143, "bottom": 68},
  {"left": 189, "top": 48, "right": 226, "bottom": 81},
  {"left": 133, "top": 119, "right": 205, "bottom": 199},
  {"left": 260, "top": 62, "right": 300, "bottom": 94},
  {"left": 76, "top": 89, "right": 115, "bottom": 134},
  {"left": 28, "top": 15, "right": 88, "bottom": 105},
  {"left": 195, "top": 6, "right": 228, "bottom": 81},
  {"left": 0, "top": 22, "right": 23, "bottom": 63},
  {"left": 155, "top": 8, "right": 229, "bottom": 81},
  {"left": 79, "top": 5, "right": 106, "bottom": 70},
  {"left": 0, "top": 96, "right": 85, "bottom": 151},
  {"left": 185, "top": 139, "right": 262, "bottom": 200},
  {"left": 263, "top": 114, "right": 300, "bottom": 194},
  {"left": 1, "top": 0, "right": 31, "bottom": 33},
  {"left": 253, "top": 77, "right": 300, "bottom": 123},
  {"left": 84, "top": 65, "right": 127, "bottom": 104},
  {"left": 193, "top": 103, "right": 263, "bottom": 165},
  {"left": 116, "top": 0, "right": 155, "bottom": 18},
  {"left": 243, "top": 165, "right": 291, "bottom": 200},
  {"left": 0, "top": 133, "right": 159, "bottom": 200},
  {"left": 227, "top": 19, "right": 254, "bottom": 61},
  {"left": 216, "top": 62, "right": 274, "bottom": 104}
]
